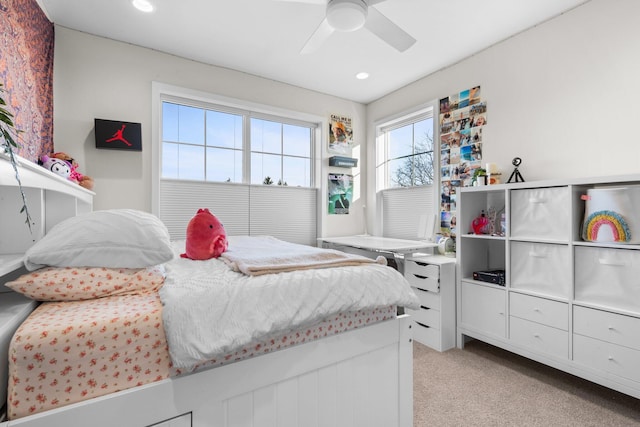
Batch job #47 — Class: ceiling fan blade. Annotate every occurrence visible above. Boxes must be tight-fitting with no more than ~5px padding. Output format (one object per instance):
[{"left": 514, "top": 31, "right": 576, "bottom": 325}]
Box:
[
  {"left": 364, "top": 6, "right": 416, "bottom": 52},
  {"left": 300, "top": 18, "right": 335, "bottom": 54}
]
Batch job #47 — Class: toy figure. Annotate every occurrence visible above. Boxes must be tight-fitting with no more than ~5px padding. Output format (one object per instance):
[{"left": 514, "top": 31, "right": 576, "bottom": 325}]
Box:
[
  {"left": 40, "top": 155, "right": 72, "bottom": 180},
  {"left": 180, "top": 208, "right": 228, "bottom": 260},
  {"left": 50, "top": 152, "right": 94, "bottom": 190}
]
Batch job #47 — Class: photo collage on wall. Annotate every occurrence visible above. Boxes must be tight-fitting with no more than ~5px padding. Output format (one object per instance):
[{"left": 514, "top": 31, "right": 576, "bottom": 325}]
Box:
[{"left": 439, "top": 86, "right": 487, "bottom": 237}]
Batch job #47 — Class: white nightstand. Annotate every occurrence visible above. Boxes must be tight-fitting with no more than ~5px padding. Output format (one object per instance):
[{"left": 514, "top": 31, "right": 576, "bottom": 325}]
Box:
[{"left": 404, "top": 255, "right": 456, "bottom": 352}]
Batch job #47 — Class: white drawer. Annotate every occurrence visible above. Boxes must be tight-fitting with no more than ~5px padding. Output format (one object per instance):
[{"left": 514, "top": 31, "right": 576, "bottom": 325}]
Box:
[
  {"left": 510, "top": 241, "right": 570, "bottom": 298},
  {"left": 405, "top": 261, "right": 440, "bottom": 292},
  {"left": 412, "top": 320, "right": 441, "bottom": 349},
  {"left": 509, "top": 316, "right": 568, "bottom": 359},
  {"left": 510, "top": 293, "right": 568, "bottom": 330},
  {"left": 461, "top": 282, "right": 506, "bottom": 338},
  {"left": 406, "top": 306, "right": 440, "bottom": 330},
  {"left": 411, "top": 286, "right": 440, "bottom": 311},
  {"left": 510, "top": 187, "right": 570, "bottom": 240},
  {"left": 574, "top": 306, "right": 640, "bottom": 350},
  {"left": 575, "top": 246, "right": 640, "bottom": 314},
  {"left": 573, "top": 334, "right": 640, "bottom": 383},
  {"left": 405, "top": 260, "right": 440, "bottom": 278}
]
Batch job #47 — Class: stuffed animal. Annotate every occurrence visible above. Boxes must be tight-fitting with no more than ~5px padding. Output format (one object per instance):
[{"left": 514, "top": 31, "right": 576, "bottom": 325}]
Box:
[
  {"left": 49, "top": 152, "right": 94, "bottom": 190},
  {"left": 180, "top": 208, "right": 228, "bottom": 260},
  {"left": 40, "top": 155, "right": 72, "bottom": 180}
]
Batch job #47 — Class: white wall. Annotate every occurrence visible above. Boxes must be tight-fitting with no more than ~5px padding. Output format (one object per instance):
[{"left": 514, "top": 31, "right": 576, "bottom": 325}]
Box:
[
  {"left": 366, "top": 0, "right": 640, "bottom": 234},
  {"left": 54, "top": 0, "right": 639, "bottom": 239},
  {"left": 52, "top": 27, "right": 366, "bottom": 238}
]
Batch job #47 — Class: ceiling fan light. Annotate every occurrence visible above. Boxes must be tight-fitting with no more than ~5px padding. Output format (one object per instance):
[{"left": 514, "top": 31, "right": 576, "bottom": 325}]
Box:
[{"left": 326, "top": 0, "right": 367, "bottom": 32}]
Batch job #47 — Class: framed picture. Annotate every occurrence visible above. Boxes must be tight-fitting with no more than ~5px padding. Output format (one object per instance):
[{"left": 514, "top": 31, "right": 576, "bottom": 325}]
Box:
[
  {"left": 95, "top": 118, "right": 142, "bottom": 151},
  {"left": 328, "top": 114, "right": 353, "bottom": 155}
]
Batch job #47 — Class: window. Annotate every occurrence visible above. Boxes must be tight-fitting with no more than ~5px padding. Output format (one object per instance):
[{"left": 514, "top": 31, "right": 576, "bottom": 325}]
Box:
[
  {"left": 153, "top": 84, "right": 321, "bottom": 247},
  {"left": 375, "top": 105, "right": 437, "bottom": 240},
  {"left": 161, "top": 101, "right": 314, "bottom": 187},
  {"left": 250, "top": 118, "right": 311, "bottom": 187},
  {"left": 378, "top": 109, "right": 435, "bottom": 189}
]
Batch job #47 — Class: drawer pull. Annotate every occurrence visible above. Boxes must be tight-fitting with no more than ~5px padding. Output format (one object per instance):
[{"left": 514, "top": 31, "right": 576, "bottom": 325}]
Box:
[
  {"left": 608, "top": 356, "right": 614, "bottom": 361},
  {"left": 416, "top": 287, "right": 430, "bottom": 293},
  {"left": 414, "top": 262, "right": 428, "bottom": 267},
  {"left": 413, "top": 274, "right": 437, "bottom": 281},
  {"left": 415, "top": 321, "right": 430, "bottom": 329},
  {"left": 529, "top": 197, "right": 547, "bottom": 203},
  {"left": 529, "top": 251, "right": 547, "bottom": 258},
  {"left": 420, "top": 305, "right": 431, "bottom": 311},
  {"left": 534, "top": 333, "right": 540, "bottom": 338},
  {"left": 607, "top": 326, "right": 615, "bottom": 331},
  {"left": 533, "top": 308, "right": 540, "bottom": 312},
  {"left": 598, "top": 258, "right": 627, "bottom": 267}
]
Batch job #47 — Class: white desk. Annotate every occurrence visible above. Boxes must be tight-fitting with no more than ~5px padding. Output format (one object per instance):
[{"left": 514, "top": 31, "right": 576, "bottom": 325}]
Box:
[{"left": 318, "top": 235, "right": 437, "bottom": 256}]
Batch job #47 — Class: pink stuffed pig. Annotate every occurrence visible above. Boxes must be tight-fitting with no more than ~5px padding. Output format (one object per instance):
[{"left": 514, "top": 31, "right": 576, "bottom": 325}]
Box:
[{"left": 180, "top": 208, "right": 228, "bottom": 260}]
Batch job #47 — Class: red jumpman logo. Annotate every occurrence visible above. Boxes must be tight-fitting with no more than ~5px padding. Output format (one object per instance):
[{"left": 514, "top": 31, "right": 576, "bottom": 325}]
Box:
[{"left": 105, "top": 124, "right": 132, "bottom": 146}]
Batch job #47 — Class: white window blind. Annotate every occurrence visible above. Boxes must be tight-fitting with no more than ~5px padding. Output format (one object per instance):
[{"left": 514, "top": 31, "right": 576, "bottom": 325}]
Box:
[
  {"left": 381, "top": 185, "right": 435, "bottom": 240},
  {"left": 160, "top": 180, "right": 317, "bottom": 246}
]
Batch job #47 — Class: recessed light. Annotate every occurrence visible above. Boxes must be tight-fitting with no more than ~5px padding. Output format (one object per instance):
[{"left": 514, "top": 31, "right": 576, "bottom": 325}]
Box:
[
  {"left": 132, "top": 0, "right": 154, "bottom": 13},
  {"left": 355, "top": 72, "right": 369, "bottom": 80}
]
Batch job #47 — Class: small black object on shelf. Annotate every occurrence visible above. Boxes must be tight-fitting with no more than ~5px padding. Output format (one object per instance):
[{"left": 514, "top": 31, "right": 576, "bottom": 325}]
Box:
[
  {"left": 329, "top": 156, "right": 358, "bottom": 168},
  {"left": 507, "top": 157, "right": 525, "bottom": 183}
]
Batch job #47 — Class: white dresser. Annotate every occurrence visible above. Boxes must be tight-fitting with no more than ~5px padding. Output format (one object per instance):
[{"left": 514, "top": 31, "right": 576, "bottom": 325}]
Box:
[
  {"left": 404, "top": 255, "right": 456, "bottom": 352},
  {"left": 457, "top": 174, "right": 640, "bottom": 399}
]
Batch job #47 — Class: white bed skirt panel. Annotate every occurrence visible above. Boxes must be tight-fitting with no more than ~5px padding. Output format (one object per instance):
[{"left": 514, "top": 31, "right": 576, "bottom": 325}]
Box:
[{"left": 2, "top": 316, "right": 413, "bottom": 427}]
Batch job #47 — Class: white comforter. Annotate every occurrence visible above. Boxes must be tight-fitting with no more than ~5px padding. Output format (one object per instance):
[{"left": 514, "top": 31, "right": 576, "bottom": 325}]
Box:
[{"left": 160, "top": 238, "right": 420, "bottom": 370}]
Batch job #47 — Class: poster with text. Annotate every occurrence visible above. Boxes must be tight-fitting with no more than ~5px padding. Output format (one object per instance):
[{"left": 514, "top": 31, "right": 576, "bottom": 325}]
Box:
[
  {"left": 328, "top": 173, "right": 353, "bottom": 215},
  {"left": 328, "top": 114, "right": 353, "bottom": 154}
]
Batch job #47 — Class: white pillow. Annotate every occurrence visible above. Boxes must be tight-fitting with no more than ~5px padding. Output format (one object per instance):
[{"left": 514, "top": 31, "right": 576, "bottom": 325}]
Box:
[{"left": 23, "top": 209, "right": 174, "bottom": 271}]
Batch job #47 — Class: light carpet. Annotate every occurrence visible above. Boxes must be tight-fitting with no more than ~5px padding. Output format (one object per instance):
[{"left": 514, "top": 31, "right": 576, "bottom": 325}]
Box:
[{"left": 413, "top": 340, "right": 640, "bottom": 426}]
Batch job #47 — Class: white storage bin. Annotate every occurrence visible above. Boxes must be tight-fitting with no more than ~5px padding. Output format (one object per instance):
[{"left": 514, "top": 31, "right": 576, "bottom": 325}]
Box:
[
  {"left": 510, "top": 187, "right": 569, "bottom": 240},
  {"left": 510, "top": 241, "right": 570, "bottom": 298},
  {"left": 575, "top": 246, "right": 640, "bottom": 313},
  {"left": 581, "top": 186, "right": 640, "bottom": 243}
]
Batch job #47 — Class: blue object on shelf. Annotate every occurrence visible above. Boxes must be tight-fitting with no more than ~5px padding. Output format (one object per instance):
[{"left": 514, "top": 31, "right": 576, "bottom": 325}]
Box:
[{"left": 329, "top": 156, "right": 358, "bottom": 168}]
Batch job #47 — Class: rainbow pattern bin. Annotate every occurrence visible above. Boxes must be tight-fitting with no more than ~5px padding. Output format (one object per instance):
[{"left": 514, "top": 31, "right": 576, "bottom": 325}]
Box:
[{"left": 581, "top": 187, "right": 640, "bottom": 243}]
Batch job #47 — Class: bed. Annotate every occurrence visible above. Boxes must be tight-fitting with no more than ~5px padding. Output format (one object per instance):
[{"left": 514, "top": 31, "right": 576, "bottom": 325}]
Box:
[{"left": 0, "top": 155, "right": 419, "bottom": 427}]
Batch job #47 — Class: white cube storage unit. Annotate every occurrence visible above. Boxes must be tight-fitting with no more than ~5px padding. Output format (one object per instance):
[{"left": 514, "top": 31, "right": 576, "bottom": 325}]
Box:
[
  {"left": 404, "top": 255, "right": 456, "bottom": 352},
  {"left": 457, "top": 174, "right": 640, "bottom": 399}
]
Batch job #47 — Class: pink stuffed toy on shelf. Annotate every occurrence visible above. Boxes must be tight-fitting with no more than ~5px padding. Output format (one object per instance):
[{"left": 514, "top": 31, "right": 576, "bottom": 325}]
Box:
[
  {"left": 180, "top": 208, "right": 228, "bottom": 260},
  {"left": 40, "top": 155, "right": 72, "bottom": 180}
]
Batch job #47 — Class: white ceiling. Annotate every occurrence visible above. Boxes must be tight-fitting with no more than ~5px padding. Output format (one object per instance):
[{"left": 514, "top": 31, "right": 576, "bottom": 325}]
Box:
[{"left": 38, "top": 0, "right": 589, "bottom": 104}]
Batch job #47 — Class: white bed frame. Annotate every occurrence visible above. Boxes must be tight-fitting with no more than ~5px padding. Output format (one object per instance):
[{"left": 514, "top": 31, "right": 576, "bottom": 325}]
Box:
[
  {"left": 3, "top": 316, "right": 413, "bottom": 427},
  {"left": 0, "top": 154, "right": 415, "bottom": 427}
]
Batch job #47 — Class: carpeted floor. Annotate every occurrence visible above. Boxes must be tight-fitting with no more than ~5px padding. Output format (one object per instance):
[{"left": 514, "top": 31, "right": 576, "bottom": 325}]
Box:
[{"left": 413, "top": 340, "right": 640, "bottom": 426}]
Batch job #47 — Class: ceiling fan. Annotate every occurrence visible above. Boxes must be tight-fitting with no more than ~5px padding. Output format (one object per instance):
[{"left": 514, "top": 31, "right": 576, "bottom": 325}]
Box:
[{"left": 280, "top": 0, "right": 416, "bottom": 54}]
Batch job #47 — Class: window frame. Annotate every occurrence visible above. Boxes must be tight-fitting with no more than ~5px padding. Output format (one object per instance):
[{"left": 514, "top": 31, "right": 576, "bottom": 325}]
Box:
[
  {"left": 373, "top": 101, "right": 439, "bottom": 240},
  {"left": 376, "top": 106, "right": 436, "bottom": 190},
  {"left": 151, "top": 82, "right": 323, "bottom": 216},
  {"left": 159, "top": 96, "right": 317, "bottom": 186}
]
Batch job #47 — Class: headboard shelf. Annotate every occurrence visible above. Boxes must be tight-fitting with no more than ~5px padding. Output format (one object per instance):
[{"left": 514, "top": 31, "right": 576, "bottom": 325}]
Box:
[
  {"left": 0, "top": 254, "right": 23, "bottom": 277},
  {"left": 0, "top": 153, "right": 94, "bottom": 281}
]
